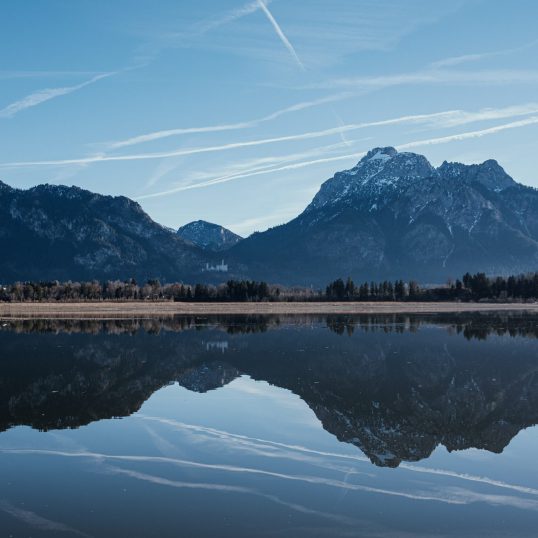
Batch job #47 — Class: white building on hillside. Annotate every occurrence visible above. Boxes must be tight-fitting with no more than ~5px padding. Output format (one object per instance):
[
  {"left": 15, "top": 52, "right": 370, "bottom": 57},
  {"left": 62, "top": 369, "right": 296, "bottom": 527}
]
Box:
[{"left": 204, "top": 260, "right": 228, "bottom": 272}]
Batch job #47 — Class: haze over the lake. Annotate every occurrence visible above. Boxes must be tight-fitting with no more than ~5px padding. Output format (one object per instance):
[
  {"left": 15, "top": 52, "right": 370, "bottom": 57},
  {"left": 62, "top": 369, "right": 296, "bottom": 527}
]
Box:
[{"left": 2, "top": 0, "right": 538, "bottom": 236}]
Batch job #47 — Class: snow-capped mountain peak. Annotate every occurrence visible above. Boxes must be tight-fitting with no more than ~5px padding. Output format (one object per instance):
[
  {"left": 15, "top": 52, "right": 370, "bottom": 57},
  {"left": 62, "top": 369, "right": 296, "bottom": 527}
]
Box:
[{"left": 308, "top": 147, "right": 436, "bottom": 212}]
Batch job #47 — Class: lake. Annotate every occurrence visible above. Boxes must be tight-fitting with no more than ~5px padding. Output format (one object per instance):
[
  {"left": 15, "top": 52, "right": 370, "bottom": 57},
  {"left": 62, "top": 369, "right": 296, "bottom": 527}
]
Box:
[{"left": 1, "top": 313, "right": 538, "bottom": 537}]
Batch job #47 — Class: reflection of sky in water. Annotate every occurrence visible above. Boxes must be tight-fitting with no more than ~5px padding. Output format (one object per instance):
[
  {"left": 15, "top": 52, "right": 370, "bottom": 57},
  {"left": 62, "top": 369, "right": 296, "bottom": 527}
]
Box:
[
  {"left": 1, "top": 317, "right": 538, "bottom": 537},
  {"left": 2, "top": 378, "right": 538, "bottom": 537}
]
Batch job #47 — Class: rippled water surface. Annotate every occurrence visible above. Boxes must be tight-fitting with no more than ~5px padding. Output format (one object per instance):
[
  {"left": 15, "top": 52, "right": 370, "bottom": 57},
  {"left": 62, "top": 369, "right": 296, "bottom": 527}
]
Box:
[{"left": 1, "top": 313, "right": 538, "bottom": 537}]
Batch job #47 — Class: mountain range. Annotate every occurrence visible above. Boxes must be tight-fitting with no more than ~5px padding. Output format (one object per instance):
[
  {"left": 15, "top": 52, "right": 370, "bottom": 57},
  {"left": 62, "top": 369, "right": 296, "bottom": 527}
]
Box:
[{"left": 1, "top": 147, "right": 537, "bottom": 285}]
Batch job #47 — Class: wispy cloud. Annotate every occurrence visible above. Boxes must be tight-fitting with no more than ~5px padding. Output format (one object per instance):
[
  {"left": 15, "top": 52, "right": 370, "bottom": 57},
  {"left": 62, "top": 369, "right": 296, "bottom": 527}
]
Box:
[
  {"left": 139, "top": 138, "right": 364, "bottom": 196},
  {"left": 423, "top": 103, "right": 538, "bottom": 128},
  {"left": 0, "top": 70, "right": 105, "bottom": 80},
  {"left": 136, "top": 149, "right": 364, "bottom": 199},
  {"left": 7, "top": 103, "right": 538, "bottom": 169},
  {"left": 3, "top": 103, "right": 538, "bottom": 201},
  {"left": 108, "top": 92, "right": 350, "bottom": 150},
  {"left": 257, "top": 0, "right": 305, "bottom": 70},
  {"left": 301, "top": 68, "right": 538, "bottom": 91},
  {"left": 144, "top": 158, "right": 184, "bottom": 190},
  {"left": 199, "top": 0, "right": 273, "bottom": 33},
  {"left": 130, "top": 0, "right": 275, "bottom": 65},
  {"left": 0, "top": 72, "right": 115, "bottom": 119},
  {"left": 180, "top": 0, "right": 467, "bottom": 69},
  {"left": 430, "top": 39, "right": 538, "bottom": 69}
]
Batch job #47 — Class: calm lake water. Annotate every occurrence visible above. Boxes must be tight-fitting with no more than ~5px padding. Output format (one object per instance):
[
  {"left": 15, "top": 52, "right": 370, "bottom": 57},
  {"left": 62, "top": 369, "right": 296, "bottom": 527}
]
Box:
[{"left": 1, "top": 313, "right": 538, "bottom": 537}]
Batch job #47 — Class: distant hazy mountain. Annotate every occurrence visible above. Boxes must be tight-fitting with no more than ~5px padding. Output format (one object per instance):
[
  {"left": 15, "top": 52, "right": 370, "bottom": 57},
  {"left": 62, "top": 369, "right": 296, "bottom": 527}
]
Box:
[
  {"left": 231, "top": 147, "right": 538, "bottom": 284},
  {"left": 177, "top": 220, "right": 243, "bottom": 251},
  {"left": 0, "top": 181, "right": 210, "bottom": 282}
]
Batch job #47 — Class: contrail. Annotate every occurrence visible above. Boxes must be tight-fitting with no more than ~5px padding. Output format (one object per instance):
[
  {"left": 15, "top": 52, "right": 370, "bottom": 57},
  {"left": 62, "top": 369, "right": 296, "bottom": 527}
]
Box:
[
  {"left": 3, "top": 103, "right": 538, "bottom": 169},
  {"left": 136, "top": 114, "right": 538, "bottom": 198},
  {"left": 136, "top": 139, "right": 367, "bottom": 198},
  {"left": 0, "top": 72, "right": 115, "bottom": 118},
  {"left": 200, "top": 0, "right": 274, "bottom": 33},
  {"left": 430, "top": 38, "right": 538, "bottom": 69},
  {"left": 397, "top": 115, "right": 538, "bottom": 150},
  {"left": 108, "top": 93, "right": 350, "bottom": 150},
  {"left": 137, "top": 152, "right": 364, "bottom": 199},
  {"left": 257, "top": 0, "right": 305, "bottom": 70},
  {"left": 0, "top": 108, "right": 500, "bottom": 167}
]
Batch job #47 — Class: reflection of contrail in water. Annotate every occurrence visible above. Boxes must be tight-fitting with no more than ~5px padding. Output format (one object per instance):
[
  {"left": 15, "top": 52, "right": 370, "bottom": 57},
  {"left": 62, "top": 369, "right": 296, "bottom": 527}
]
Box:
[
  {"left": 139, "top": 416, "right": 538, "bottom": 497},
  {"left": 139, "top": 415, "right": 372, "bottom": 461},
  {"left": 107, "top": 466, "right": 357, "bottom": 525},
  {"left": 0, "top": 448, "right": 379, "bottom": 493},
  {"left": 4, "top": 448, "right": 536, "bottom": 509},
  {"left": 0, "top": 499, "right": 90, "bottom": 537},
  {"left": 400, "top": 463, "right": 538, "bottom": 497}
]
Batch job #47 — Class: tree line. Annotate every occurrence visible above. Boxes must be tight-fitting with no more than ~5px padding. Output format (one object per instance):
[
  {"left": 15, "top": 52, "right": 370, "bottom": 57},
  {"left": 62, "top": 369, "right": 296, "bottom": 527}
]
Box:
[
  {"left": 1, "top": 271, "right": 538, "bottom": 303},
  {"left": 0, "top": 279, "right": 282, "bottom": 303},
  {"left": 325, "top": 272, "right": 538, "bottom": 302},
  {"left": 325, "top": 278, "right": 411, "bottom": 300}
]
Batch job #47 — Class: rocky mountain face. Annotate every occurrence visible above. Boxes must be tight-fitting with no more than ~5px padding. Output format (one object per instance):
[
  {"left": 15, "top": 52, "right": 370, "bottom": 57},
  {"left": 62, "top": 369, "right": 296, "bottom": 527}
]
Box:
[
  {"left": 177, "top": 220, "right": 243, "bottom": 251},
  {"left": 2, "top": 314, "right": 538, "bottom": 468},
  {"left": 231, "top": 147, "right": 538, "bottom": 284},
  {"left": 0, "top": 181, "right": 212, "bottom": 282}
]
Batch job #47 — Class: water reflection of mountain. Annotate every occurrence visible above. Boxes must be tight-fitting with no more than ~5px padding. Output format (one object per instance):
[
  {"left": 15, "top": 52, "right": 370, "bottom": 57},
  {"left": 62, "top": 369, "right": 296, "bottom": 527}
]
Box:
[{"left": 2, "top": 313, "right": 538, "bottom": 468}]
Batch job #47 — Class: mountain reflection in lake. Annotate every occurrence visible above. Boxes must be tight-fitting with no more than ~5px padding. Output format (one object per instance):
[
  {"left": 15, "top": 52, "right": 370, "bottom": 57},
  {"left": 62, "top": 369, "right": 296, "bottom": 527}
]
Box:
[{"left": 1, "top": 314, "right": 538, "bottom": 537}]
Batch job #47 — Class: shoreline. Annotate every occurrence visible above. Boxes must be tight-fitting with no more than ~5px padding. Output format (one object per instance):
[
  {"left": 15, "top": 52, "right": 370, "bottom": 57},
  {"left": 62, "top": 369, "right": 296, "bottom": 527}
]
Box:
[{"left": 1, "top": 301, "right": 538, "bottom": 319}]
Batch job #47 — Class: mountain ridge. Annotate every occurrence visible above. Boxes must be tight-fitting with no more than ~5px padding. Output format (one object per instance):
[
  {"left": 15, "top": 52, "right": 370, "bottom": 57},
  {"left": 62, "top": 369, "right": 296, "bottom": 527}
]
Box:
[
  {"left": 0, "top": 180, "right": 213, "bottom": 283},
  {"left": 230, "top": 147, "right": 538, "bottom": 284},
  {"left": 1, "top": 147, "right": 538, "bottom": 284}
]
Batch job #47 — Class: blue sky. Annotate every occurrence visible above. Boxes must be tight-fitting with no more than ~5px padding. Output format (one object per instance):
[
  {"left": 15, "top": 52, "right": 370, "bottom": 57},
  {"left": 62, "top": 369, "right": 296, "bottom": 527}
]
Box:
[{"left": 1, "top": 0, "right": 538, "bottom": 236}]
